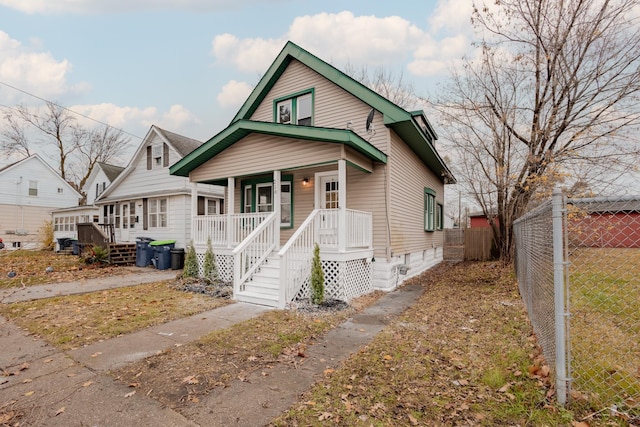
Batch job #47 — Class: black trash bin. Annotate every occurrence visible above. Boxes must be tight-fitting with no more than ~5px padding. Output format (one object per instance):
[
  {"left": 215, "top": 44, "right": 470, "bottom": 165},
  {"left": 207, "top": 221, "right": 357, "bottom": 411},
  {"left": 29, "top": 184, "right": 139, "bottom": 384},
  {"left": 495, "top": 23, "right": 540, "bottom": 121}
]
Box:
[
  {"left": 135, "top": 237, "right": 155, "bottom": 267},
  {"left": 150, "top": 240, "right": 176, "bottom": 270},
  {"left": 57, "top": 238, "right": 72, "bottom": 252},
  {"left": 170, "top": 248, "right": 185, "bottom": 270}
]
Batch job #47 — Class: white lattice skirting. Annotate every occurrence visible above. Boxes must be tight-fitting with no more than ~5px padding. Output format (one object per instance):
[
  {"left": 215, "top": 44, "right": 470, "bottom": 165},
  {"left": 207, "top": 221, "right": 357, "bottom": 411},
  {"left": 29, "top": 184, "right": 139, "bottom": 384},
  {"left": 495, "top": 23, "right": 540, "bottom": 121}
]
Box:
[
  {"left": 195, "top": 251, "right": 233, "bottom": 283},
  {"left": 295, "top": 258, "right": 373, "bottom": 303}
]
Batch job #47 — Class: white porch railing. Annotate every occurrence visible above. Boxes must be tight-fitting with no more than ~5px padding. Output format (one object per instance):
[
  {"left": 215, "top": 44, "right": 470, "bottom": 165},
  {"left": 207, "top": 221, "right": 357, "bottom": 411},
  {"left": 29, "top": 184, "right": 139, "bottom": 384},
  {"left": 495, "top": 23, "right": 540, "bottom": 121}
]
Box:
[
  {"left": 278, "top": 209, "right": 320, "bottom": 307},
  {"left": 232, "top": 212, "right": 277, "bottom": 295},
  {"left": 192, "top": 212, "right": 271, "bottom": 246},
  {"left": 346, "top": 209, "right": 373, "bottom": 248}
]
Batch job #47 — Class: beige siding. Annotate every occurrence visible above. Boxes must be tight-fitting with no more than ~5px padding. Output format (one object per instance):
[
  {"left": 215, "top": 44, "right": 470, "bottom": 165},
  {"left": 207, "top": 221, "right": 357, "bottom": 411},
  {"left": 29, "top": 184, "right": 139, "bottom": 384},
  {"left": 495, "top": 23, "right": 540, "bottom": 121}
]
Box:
[
  {"left": 250, "top": 60, "right": 389, "bottom": 154},
  {"left": 345, "top": 163, "right": 388, "bottom": 259},
  {"left": 388, "top": 131, "right": 444, "bottom": 255},
  {"left": 191, "top": 135, "right": 342, "bottom": 182}
]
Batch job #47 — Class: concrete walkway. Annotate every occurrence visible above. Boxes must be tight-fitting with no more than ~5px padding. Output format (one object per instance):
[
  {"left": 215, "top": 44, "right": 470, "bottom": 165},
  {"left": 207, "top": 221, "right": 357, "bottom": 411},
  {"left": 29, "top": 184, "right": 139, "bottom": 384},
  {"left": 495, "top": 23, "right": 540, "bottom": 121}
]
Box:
[
  {"left": 0, "top": 267, "right": 177, "bottom": 303},
  {"left": 0, "top": 272, "right": 423, "bottom": 426}
]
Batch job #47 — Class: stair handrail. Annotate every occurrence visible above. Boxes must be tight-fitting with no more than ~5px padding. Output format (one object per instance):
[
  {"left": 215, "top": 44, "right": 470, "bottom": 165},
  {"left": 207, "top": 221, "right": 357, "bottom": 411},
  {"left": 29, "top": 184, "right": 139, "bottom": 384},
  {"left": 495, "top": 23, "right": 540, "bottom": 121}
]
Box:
[
  {"left": 232, "top": 212, "right": 277, "bottom": 295},
  {"left": 278, "top": 209, "right": 320, "bottom": 307}
]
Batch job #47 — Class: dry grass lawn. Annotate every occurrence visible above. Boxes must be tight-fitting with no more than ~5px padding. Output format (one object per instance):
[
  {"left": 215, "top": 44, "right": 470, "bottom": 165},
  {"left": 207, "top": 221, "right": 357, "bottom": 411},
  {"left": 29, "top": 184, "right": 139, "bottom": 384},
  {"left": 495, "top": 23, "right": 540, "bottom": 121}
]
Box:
[
  {"left": 0, "top": 280, "right": 229, "bottom": 350},
  {"left": 0, "top": 249, "right": 137, "bottom": 289}
]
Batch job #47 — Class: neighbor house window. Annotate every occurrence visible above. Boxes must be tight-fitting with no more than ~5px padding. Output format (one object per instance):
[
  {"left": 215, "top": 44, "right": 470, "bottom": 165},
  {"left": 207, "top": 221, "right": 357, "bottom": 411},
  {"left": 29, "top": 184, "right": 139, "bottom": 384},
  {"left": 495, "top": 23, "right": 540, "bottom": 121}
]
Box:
[
  {"left": 424, "top": 188, "right": 436, "bottom": 232},
  {"left": 28, "top": 180, "right": 38, "bottom": 196},
  {"left": 148, "top": 198, "right": 168, "bottom": 228},
  {"left": 436, "top": 203, "right": 444, "bottom": 230},
  {"left": 57, "top": 188, "right": 64, "bottom": 194},
  {"left": 241, "top": 176, "right": 294, "bottom": 227},
  {"left": 147, "top": 143, "right": 169, "bottom": 169},
  {"left": 274, "top": 90, "right": 313, "bottom": 126}
]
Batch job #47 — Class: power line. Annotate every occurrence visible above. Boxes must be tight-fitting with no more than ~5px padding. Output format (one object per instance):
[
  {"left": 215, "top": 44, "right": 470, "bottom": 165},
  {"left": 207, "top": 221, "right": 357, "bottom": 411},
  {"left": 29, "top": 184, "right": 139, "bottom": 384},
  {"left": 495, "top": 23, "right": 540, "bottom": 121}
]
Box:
[{"left": 0, "top": 80, "right": 144, "bottom": 140}]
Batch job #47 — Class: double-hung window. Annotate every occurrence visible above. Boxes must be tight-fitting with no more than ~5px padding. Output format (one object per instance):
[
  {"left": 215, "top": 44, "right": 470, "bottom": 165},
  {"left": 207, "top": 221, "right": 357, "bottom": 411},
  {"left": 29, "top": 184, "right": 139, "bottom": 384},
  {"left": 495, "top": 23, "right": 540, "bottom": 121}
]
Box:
[
  {"left": 275, "top": 90, "right": 313, "bottom": 126},
  {"left": 149, "top": 198, "right": 168, "bottom": 228},
  {"left": 424, "top": 188, "right": 436, "bottom": 232}
]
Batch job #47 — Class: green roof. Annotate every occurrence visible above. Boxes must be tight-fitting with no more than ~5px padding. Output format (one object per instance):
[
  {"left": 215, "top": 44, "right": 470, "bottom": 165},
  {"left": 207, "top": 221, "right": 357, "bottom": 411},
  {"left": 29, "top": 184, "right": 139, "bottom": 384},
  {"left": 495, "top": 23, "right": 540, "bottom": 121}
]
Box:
[
  {"left": 170, "top": 120, "right": 387, "bottom": 177},
  {"left": 171, "top": 41, "right": 454, "bottom": 183}
]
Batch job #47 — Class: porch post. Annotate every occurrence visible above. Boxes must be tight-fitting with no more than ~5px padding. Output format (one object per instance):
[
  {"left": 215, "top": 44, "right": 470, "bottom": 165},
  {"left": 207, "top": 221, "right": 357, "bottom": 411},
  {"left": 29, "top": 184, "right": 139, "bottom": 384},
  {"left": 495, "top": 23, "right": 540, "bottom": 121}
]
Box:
[
  {"left": 227, "top": 177, "right": 235, "bottom": 248},
  {"left": 191, "top": 181, "right": 198, "bottom": 243},
  {"left": 274, "top": 170, "right": 281, "bottom": 250},
  {"left": 338, "top": 159, "right": 346, "bottom": 253}
]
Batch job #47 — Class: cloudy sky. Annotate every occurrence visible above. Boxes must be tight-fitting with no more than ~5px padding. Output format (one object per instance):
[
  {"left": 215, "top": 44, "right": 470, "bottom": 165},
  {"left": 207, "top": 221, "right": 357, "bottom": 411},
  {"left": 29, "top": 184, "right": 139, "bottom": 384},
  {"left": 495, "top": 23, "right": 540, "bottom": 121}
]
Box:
[{"left": 0, "top": 0, "right": 475, "bottom": 164}]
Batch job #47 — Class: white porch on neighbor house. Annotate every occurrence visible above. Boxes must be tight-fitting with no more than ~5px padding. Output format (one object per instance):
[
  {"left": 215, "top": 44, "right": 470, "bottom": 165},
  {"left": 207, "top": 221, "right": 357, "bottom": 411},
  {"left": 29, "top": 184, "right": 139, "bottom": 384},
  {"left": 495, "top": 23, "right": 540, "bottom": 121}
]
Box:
[{"left": 189, "top": 161, "right": 374, "bottom": 308}]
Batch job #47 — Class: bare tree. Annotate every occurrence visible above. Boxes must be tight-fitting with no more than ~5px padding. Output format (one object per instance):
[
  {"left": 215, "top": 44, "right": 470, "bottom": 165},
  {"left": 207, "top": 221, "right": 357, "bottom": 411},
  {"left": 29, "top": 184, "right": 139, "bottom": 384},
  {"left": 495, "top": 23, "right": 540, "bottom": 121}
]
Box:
[
  {"left": 431, "top": 0, "right": 640, "bottom": 261},
  {"left": 0, "top": 111, "right": 32, "bottom": 159},
  {"left": 343, "top": 62, "right": 419, "bottom": 109},
  {"left": 1, "top": 101, "right": 130, "bottom": 195}
]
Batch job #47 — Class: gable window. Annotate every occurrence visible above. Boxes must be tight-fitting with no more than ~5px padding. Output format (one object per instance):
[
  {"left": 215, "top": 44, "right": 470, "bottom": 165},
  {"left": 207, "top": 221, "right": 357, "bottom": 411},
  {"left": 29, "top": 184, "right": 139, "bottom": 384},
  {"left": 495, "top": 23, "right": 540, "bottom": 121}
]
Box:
[
  {"left": 424, "top": 188, "right": 436, "bottom": 232},
  {"left": 148, "top": 198, "right": 168, "bottom": 228},
  {"left": 274, "top": 90, "right": 313, "bottom": 126},
  {"left": 241, "top": 176, "right": 294, "bottom": 228},
  {"left": 28, "top": 180, "right": 38, "bottom": 196},
  {"left": 57, "top": 188, "right": 64, "bottom": 194},
  {"left": 147, "top": 143, "right": 169, "bottom": 169}
]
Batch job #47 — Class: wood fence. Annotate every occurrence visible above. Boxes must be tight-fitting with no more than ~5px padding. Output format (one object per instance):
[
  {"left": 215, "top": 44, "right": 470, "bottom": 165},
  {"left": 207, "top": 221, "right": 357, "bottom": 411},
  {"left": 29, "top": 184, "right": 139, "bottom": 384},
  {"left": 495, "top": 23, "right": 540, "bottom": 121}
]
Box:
[{"left": 443, "top": 228, "right": 495, "bottom": 261}]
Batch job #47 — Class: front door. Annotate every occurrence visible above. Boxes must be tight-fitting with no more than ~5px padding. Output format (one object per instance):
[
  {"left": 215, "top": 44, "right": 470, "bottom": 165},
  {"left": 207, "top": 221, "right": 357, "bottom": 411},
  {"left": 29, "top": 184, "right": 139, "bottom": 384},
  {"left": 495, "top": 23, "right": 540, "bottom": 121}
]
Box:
[
  {"left": 120, "top": 202, "right": 136, "bottom": 242},
  {"left": 317, "top": 173, "right": 339, "bottom": 246}
]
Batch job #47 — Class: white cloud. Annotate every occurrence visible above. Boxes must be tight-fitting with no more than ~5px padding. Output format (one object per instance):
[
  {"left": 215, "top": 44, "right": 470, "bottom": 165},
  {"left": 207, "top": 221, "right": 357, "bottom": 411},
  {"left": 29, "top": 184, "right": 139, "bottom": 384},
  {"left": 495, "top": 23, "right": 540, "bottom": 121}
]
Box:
[
  {"left": 160, "top": 104, "right": 201, "bottom": 130},
  {"left": 211, "top": 34, "right": 285, "bottom": 74},
  {"left": 217, "top": 80, "right": 253, "bottom": 108},
  {"left": 0, "top": 31, "right": 88, "bottom": 102},
  {"left": 210, "top": 8, "right": 476, "bottom": 81},
  {"left": 0, "top": 0, "right": 287, "bottom": 14}
]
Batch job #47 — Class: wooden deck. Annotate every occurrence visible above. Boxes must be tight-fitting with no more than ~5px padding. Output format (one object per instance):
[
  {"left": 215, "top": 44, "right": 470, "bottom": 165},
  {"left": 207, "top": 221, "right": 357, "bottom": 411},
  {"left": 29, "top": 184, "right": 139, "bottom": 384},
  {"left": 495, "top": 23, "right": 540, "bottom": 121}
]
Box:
[{"left": 108, "top": 243, "right": 136, "bottom": 265}]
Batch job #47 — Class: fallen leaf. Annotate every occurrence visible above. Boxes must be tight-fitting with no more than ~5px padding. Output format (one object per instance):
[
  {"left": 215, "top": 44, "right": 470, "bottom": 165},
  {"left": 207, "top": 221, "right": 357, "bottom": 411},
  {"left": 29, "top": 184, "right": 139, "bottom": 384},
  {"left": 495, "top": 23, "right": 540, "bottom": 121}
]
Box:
[
  {"left": 91, "top": 352, "right": 102, "bottom": 358},
  {"left": 498, "top": 383, "right": 511, "bottom": 393},
  {"left": 128, "top": 382, "right": 140, "bottom": 388},
  {"left": 318, "top": 412, "right": 333, "bottom": 421},
  {"left": 43, "top": 358, "right": 53, "bottom": 363},
  {"left": 247, "top": 356, "right": 258, "bottom": 362},
  {"left": 323, "top": 368, "right": 335, "bottom": 377},
  {"left": 24, "top": 391, "right": 35, "bottom": 396},
  {"left": 82, "top": 381, "right": 94, "bottom": 387},
  {"left": 22, "top": 378, "right": 33, "bottom": 383},
  {"left": 0, "top": 411, "right": 15, "bottom": 424},
  {"left": 408, "top": 414, "right": 419, "bottom": 425},
  {"left": 19, "top": 362, "right": 29, "bottom": 371},
  {"left": 55, "top": 407, "right": 65, "bottom": 416},
  {"left": 182, "top": 375, "right": 199, "bottom": 385},
  {"left": 571, "top": 421, "right": 590, "bottom": 427},
  {"left": 124, "top": 390, "right": 135, "bottom": 398},
  {"left": 383, "top": 355, "right": 393, "bottom": 361}
]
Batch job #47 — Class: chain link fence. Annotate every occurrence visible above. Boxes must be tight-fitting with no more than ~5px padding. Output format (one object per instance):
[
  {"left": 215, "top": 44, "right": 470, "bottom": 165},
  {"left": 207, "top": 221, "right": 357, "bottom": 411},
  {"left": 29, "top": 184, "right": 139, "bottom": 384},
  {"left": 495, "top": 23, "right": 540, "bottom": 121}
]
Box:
[{"left": 514, "top": 189, "right": 640, "bottom": 417}]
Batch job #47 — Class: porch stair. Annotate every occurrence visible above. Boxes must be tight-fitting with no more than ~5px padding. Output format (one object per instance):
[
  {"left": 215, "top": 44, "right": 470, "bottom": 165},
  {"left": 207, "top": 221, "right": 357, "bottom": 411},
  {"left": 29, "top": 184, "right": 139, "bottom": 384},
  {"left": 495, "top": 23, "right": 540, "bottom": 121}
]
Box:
[
  {"left": 236, "top": 252, "right": 280, "bottom": 308},
  {"left": 108, "top": 243, "right": 136, "bottom": 265}
]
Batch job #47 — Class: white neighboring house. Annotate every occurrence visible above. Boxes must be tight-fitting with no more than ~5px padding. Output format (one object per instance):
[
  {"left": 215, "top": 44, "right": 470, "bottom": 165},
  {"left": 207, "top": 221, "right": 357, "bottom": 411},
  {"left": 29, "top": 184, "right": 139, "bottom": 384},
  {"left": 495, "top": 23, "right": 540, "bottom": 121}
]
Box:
[
  {"left": 94, "top": 125, "right": 224, "bottom": 249},
  {"left": 0, "top": 154, "right": 82, "bottom": 249},
  {"left": 51, "top": 162, "right": 125, "bottom": 251}
]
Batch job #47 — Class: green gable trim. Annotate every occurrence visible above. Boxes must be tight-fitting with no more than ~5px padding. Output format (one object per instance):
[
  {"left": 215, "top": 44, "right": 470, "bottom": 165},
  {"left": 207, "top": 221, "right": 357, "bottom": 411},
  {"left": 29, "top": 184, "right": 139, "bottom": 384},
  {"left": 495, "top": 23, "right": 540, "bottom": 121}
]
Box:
[
  {"left": 227, "top": 41, "right": 452, "bottom": 183},
  {"left": 169, "top": 120, "right": 387, "bottom": 177},
  {"left": 232, "top": 41, "right": 411, "bottom": 126}
]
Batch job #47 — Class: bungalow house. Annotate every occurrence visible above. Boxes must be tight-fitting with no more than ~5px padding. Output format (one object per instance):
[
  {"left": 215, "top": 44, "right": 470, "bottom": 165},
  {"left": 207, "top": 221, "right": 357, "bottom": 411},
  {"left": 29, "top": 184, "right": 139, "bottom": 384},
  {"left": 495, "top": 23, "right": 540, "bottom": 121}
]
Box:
[
  {"left": 93, "top": 125, "right": 224, "bottom": 249},
  {"left": 0, "top": 154, "right": 82, "bottom": 249},
  {"left": 51, "top": 162, "right": 125, "bottom": 252},
  {"left": 170, "top": 41, "right": 454, "bottom": 308},
  {"left": 568, "top": 196, "right": 640, "bottom": 248}
]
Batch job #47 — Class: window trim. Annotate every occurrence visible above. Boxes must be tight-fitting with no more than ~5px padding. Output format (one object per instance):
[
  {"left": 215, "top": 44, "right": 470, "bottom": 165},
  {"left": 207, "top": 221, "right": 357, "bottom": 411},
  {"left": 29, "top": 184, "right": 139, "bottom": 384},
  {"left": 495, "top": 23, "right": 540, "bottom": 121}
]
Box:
[
  {"left": 273, "top": 88, "right": 315, "bottom": 126},
  {"left": 424, "top": 188, "right": 436, "bottom": 232},
  {"left": 240, "top": 175, "right": 294, "bottom": 228}
]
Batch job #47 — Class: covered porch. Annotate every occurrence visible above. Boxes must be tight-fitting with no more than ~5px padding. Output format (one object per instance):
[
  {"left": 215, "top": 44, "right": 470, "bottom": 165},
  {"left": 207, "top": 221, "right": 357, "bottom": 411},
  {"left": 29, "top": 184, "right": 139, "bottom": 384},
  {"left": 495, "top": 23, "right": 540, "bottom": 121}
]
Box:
[{"left": 189, "top": 160, "right": 374, "bottom": 308}]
